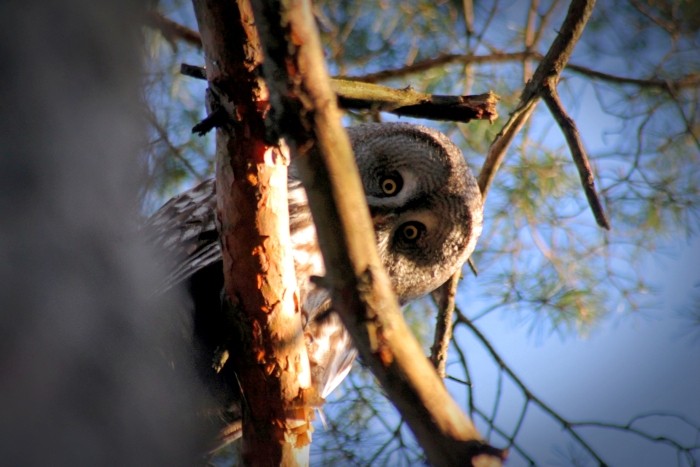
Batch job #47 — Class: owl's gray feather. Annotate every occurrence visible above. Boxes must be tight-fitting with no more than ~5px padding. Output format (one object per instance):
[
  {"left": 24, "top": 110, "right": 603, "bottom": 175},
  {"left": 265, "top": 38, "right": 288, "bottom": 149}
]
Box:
[{"left": 146, "top": 122, "right": 483, "bottom": 445}]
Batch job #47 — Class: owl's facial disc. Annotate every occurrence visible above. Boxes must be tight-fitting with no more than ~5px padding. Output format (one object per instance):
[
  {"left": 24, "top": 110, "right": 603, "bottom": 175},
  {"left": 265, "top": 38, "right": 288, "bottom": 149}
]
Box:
[{"left": 347, "top": 122, "right": 484, "bottom": 304}]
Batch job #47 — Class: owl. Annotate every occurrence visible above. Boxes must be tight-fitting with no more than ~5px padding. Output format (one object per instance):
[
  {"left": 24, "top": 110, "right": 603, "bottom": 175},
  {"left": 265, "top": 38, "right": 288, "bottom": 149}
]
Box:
[{"left": 146, "top": 122, "right": 483, "bottom": 445}]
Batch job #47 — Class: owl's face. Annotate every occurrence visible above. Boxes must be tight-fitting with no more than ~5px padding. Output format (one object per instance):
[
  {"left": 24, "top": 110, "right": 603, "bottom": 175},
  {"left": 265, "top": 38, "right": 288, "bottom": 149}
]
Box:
[{"left": 347, "top": 123, "right": 483, "bottom": 303}]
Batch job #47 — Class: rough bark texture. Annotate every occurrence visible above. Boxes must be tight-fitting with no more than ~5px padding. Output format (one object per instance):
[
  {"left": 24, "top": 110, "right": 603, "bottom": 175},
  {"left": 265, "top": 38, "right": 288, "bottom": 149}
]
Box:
[
  {"left": 190, "top": 1, "right": 312, "bottom": 466},
  {"left": 250, "top": 0, "right": 504, "bottom": 465}
]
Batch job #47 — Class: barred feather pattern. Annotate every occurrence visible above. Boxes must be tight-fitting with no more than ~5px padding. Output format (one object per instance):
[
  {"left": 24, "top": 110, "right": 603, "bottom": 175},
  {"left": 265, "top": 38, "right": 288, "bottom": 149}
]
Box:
[{"left": 145, "top": 176, "right": 354, "bottom": 400}]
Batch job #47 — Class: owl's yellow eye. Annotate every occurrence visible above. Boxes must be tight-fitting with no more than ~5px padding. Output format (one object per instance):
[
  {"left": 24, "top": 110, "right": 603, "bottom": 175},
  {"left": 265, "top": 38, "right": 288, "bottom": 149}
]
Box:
[
  {"left": 400, "top": 222, "right": 423, "bottom": 242},
  {"left": 403, "top": 225, "right": 418, "bottom": 239},
  {"left": 380, "top": 172, "right": 403, "bottom": 196},
  {"left": 382, "top": 179, "right": 397, "bottom": 194}
]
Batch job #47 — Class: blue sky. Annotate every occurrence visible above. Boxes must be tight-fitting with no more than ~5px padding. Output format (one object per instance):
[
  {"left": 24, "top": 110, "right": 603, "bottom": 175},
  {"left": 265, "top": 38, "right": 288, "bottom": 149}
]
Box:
[{"left": 454, "top": 234, "right": 700, "bottom": 466}]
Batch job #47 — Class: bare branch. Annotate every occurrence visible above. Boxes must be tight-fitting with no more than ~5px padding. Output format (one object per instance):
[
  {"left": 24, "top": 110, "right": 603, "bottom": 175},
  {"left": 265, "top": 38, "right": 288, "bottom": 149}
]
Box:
[
  {"left": 430, "top": 3, "right": 603, "bottom": 419},
  {"left": 430, "top": 273, "right": 460, "bottom": 378},
  {"left": 249, "top": 0, "right": 504, "bottom": 465},
  {"left": 344, "top": 50, "right": 700, "bottom": 91},
  {"left": 463, "top": 0, "right": 475, "bottom": 35},
  {"left": 343, "top": 52, "right": 538, "bottom": 84},
  {"left": 530, "top": 0, "right": 563, "bottom": 53},
  {"left": 542, "top": 83, "right": 611, "bottom": 229},
  {"left": 478, "top": 0, "right": 597, "bottom": 203},
  {"left": 144, "top": 10, "right": 203, "bottom": 49},
  {"left": 180, "top": 63, "right": 206, "bottom": 80},
  {"left": 143, "top": 107, "right": 204, "bottom": 181},
  {"left": 146, "top": 10, "right": 700, "bottom": 93},
  {"left": 180, "top": 64, "right": 499, "bottom": 124},
  {"left": 478, "top": 99, "right": 538, "bottom": 198},
  {"left": 332, "top": 80, "right": 498, "bottom": 123},
  {"left": 455, "top": 309, "right": 609, "bottom": 466},
  {"left": 522, "top": 0, "right": 539, "bottom": 82}
]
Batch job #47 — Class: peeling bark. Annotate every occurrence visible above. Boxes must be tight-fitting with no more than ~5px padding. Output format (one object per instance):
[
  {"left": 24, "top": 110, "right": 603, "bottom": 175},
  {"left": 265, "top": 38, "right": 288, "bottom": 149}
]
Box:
[{"left": 191, "top": 1, "right": 312, "bottom": 465}]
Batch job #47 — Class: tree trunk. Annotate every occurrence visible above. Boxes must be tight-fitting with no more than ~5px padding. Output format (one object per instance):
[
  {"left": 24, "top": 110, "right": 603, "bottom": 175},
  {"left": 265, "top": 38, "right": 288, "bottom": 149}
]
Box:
[{"left": 191, "top": 1, "right": 312, "bottom": 465}]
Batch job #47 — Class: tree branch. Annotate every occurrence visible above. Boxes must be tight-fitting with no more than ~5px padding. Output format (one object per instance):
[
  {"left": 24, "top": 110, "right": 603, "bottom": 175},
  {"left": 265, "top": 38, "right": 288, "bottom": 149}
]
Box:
[
  {"left": 249, "top": 0, "right": 504, "bottom": 465},
  {"left": 478, "top": 0, "right": 598, "bottom": 204},
  {"left": 332, "top": 80, "right": 498, "bottom": 123},
  {"left": 181, "top": 64, "right": 498, "bottom": 124},
  {"left": 344, "top": 51, "right": 700, "bottom": 91},
  {"left": 432, "top": 0, "right": 602, "bottom": 406},
  {"left": 190, "top": 1, "right": 313, "bottom": 465},
  {"left": 455, "top": 309, "right": 609, "bottom": 466},
  {"left": 146, "top": 10, "right": 700, "bottom": 93},
  {"left": 541, "top": 83, "right": 610, "bottom": 229},
  {"left": 522, "top": 0, "right": 539, "bottom": 83},
  {"left": 144, "top": 10, "right": 203, "bottom": 49},
  {"left": 430, "top": 273, "right": 460, "bottom": 379}
]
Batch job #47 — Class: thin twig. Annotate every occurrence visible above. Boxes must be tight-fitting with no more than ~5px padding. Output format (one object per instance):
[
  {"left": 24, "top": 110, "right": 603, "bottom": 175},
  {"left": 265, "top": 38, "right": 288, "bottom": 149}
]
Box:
[
  {"left": 344, "top": 50, "right": 700, "bottom": 91},
  {"left": 530, "top": 0, "right": 563, "bottom": 52},
  {"left": 541, "top": 83, "right": 611, "bottom": 229},
  {"left": 455, "top": 309, "right": 609, "bottom": 466},
  {"left": 523, "top": 0, "right": 539, "bottom": 83},
  {"left": 145, "top": 10, "right": 700, "bottom": 92},
  {"left": 430, "top": 273, "right": 460, "bottom": 378},
  {"left": 143, "top": 107, "right": 203, "bottom": 181},
  {"left": 144, "top": 10, "right": 203, "bottom": 49}
]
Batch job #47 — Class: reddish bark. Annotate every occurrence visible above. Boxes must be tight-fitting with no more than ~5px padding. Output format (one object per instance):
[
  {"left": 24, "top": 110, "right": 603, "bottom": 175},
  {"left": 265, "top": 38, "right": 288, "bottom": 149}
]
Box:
[{"left": 191, "top": 1, "right": 312, "bottom": 465}]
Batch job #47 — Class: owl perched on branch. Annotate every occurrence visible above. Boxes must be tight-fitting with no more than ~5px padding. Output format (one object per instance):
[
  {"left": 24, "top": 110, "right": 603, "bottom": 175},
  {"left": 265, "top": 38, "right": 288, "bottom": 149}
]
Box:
[{"left": 146, "top": 122, "right": 483, "bottom": 444}]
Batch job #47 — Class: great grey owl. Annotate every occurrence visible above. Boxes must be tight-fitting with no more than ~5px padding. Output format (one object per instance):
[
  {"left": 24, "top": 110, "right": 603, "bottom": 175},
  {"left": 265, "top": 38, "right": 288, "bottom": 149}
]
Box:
[{"left": 146, "top": 122, "right": 483, "bottom": 445}]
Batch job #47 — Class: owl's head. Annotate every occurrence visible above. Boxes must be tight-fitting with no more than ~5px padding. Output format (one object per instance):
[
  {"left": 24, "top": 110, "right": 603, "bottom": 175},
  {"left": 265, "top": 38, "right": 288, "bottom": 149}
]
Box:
[{"left": 347, "top": 123, "right": 483, "bottom": 303}]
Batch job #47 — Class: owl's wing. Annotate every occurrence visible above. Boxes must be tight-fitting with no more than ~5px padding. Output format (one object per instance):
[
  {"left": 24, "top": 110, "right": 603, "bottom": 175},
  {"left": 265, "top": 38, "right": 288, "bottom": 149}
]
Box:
[
  {"left": 303, "top": 289, "right": 358, "bottom": 399},
  {"left": 144, "top": 179, "right": 221, "bottom": 293},
  {"left": 146, "top": 177, "right": 358, "bottom": 408}
]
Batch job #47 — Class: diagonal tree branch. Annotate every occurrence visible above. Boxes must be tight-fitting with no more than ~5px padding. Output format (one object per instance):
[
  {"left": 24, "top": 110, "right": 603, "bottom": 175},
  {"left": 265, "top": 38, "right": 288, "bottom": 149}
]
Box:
[
  {"left": 542, "top": 83, "right": 611, "bottom": 229},
  {"left": 430, "top": 273, "right": 460, "bottom": 379},
  {"left": 145, "top": 10, "right": 203, "bottom": 49},
  {"left": 478, "top": 0, "right": 599, "bottom": 204},
  {"left": 248, "top": 0, "right": 504, "bottom": 465}
]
